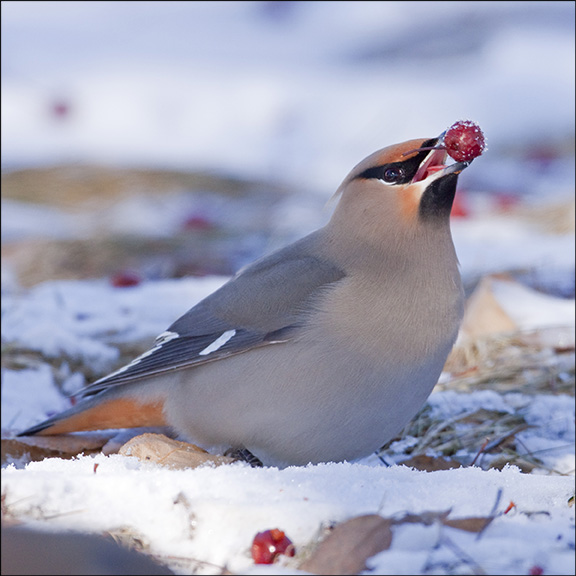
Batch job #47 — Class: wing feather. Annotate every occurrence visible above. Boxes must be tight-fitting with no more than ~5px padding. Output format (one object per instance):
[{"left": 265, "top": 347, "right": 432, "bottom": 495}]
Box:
[{"left": 79, "top": 232, "right": 345, "bottom": 398}]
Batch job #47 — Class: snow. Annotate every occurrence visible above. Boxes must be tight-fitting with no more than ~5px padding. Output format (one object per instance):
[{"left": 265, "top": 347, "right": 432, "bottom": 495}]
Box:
[
  {"left": 2, "top": 457, "right": 574, "bottom": 575},
  {"left": 1, "top": 2, "right": 574, "bottom": 575},
  {"left": 2, "top": 2, "right": 575, "bottom": 193}
]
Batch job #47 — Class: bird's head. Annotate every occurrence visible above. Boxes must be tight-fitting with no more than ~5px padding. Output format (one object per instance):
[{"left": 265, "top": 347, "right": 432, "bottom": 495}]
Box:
[{"left": 328, "top": 131, "right": 477, "bottom": 247}]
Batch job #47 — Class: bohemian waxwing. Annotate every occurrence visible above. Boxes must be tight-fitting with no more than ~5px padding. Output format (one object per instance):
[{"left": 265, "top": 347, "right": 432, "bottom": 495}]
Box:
[{"left": 18, "top": 130, "right": 477, "bottom": 467}]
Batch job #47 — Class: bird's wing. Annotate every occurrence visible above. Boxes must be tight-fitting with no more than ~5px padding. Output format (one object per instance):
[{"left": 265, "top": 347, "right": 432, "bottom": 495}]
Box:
[{"left": 80, "top": 233, "right": 345, "bottom": 397}]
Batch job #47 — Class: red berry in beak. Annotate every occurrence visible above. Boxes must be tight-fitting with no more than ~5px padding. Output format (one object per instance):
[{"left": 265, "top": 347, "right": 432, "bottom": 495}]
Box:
[{"left": 444, "top": 120, "right": 486, "bottom": 162}]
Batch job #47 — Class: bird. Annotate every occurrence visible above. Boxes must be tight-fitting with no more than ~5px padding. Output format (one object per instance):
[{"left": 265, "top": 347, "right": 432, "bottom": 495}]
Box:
[{"left": 18, "top": 128, "right": 478, "bottom": 468}]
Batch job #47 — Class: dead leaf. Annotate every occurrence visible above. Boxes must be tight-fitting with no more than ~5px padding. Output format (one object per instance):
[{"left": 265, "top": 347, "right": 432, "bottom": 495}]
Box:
[
  {"left": 118, "top": 433, "right": 236, "bottom": 469},
  {"left": 459, "top": 275, "right": 518, "bottom": 339},
  {"left": 299, "top": 510, "right": 498, "bottom": 575},
  {"left": 299, "top": 514, "right": 393, "bottom": 575},
  {"left": 399, "top": 454, "right": 462, "bottom": 471},
  {"left": 100, "top": 427, "right": 175, "bottom": 455},
  {"left": 487, "top": 454, "right": 539, "bottom": 474},
  {"left": 442, "top": 516, "right": 494, "bottom": 533},
  {"left": 394, "top": 510, "right": 494, "bottom": 534},
  {"left": 393, "top": 510, "right": 451, "bottom": 526},
  {"left": 1, "top": 433, "right": 114, "bottom": 465}
]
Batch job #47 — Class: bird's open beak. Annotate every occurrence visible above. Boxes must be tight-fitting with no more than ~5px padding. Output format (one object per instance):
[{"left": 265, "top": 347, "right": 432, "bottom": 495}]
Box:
[{"left": 411, "top": 134, "right": 471, "bottom": 184}]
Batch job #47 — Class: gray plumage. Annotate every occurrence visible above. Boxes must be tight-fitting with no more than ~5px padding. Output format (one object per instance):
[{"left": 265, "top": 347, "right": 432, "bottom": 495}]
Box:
[{"left": 19, "top": 134, "right": 470, "bottom": 468}]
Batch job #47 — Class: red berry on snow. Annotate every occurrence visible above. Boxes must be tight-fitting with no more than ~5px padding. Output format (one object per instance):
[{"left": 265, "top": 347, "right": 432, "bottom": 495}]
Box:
[
  {"left": 110, "top": 270, "right": 142, "bottom": 287},
  {"left": 444, "top": 120, "right": 486, "bottom": 162},
  {"left": 251, "top": 528, "right": 295, "bottom": 564}
]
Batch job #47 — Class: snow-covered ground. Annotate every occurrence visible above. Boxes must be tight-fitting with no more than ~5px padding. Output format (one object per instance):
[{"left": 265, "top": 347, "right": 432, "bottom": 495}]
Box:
[
  {"left": 1, "top": 2, "right": 574, "bottom": 575},
  {"left": 2, "top": 1, "right": 575, "bottom": 194}
]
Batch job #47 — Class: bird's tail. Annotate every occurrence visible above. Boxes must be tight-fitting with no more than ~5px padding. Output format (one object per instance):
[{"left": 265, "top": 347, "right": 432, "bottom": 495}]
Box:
[{"left": 17, "top": 395, "right": 167, "bottom": 436}]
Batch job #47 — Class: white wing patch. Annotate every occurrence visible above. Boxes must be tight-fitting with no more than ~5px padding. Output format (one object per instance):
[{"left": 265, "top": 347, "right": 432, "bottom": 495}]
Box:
[
  {"left": 199, "top": 329, "right": 236, "bottom": 356},
  {"left": 154, "top": 331, "right": 180, "bottom": 347},
  {"left": 93, "top": 330, "right": 180, "bottom": 383}
]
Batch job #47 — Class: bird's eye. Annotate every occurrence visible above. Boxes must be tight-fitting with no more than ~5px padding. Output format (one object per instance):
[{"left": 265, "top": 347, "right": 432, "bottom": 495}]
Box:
[{"left": 381, "top": 167, "right": 404, "bottom": 184}]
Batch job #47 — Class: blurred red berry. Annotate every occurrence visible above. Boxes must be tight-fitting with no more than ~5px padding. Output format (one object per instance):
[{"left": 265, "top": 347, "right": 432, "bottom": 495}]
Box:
[
  {"left": 444, "top": 120, "right": 486, "bottom": 162},
  {"left": 529, "top": 566, "right": 544, "bottom": 575},
  {"left": 495, "top": 193, "right": 520, "bottom": 212},
  {"left": 183, "top": 214, "right": 214, "bottom": 231},
  {"left": 251, "top": 528, "right": 295, "bottom": 564},
  {"left": 450, "top": 192, "right": 469, "bottom": 218},
  {"left": 110, "top": 271, "right": 142, "bottom": 287},
  {"left": 50, "top": 98, "right": 72, "bottom": 120}
]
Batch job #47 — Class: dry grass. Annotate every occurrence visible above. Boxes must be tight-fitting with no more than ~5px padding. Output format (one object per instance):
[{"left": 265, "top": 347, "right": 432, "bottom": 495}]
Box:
[
  {"left": 444, "top": 326, "right": 575, "bottom": 396},
  {"left": 378, "top": 326, "right": 575, "bottom": 474},
  {"left": 1, "top": 165, "right": 275, "bottom": 208}
]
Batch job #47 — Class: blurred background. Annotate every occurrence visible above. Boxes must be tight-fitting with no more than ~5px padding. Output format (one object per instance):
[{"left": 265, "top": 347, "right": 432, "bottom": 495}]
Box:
[{"left": 1, "top": 0, "right": 574, "bottom": 292}]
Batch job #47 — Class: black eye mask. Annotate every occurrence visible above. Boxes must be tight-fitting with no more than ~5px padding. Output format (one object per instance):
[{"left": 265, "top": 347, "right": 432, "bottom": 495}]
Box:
[{"left": 355, "top": 138, "right": 438, "bottom": 185}]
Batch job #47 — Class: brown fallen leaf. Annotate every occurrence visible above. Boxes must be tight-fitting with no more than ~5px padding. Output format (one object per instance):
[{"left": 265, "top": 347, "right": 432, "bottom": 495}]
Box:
[
  {"left": 487, "top": 454, "right": 539, "bottom": 474},
  {"left": 100, "top": 427, "right": 176, "bottom": 455},
  {"left": 392, "top": 510, "right": 494, "bottom": 534},
  {"left": 300, "top": 509, "right": 499, "bottom": 575},
  {"left": 398, "top": 454, "right": 462, "bottom": 471},
  {"left": 459, "top": 274, "right": 518, "bottom": 340},
  {"left": 299, "top": 514, "right": 393, "bottom": 575},
  {"left": 442, "top": 516, "right": 494, "bottom": 533},
  {"left": 118, "top": 433, "right": 236, "bottom": 469},
  {"left": 1, "top": 433, "right": 114, "bottom": 465},
  {"left": 393, "top": 510, "right": 451, "bottom": 526}
]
